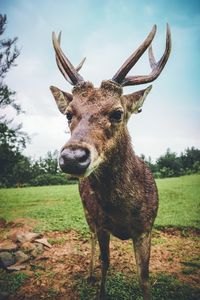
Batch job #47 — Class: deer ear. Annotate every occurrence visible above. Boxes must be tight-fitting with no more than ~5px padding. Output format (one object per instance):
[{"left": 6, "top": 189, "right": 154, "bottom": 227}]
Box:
[
  {"left": 50, "top": 86, "right": 72, "bottom": 114},
  {"left": 123, "top": 85, "right": 152, "bottom": 116}
]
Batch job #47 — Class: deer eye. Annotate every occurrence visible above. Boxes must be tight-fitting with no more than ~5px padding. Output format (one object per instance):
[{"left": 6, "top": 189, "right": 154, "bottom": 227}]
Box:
[
  {"left": 66, "top": 112, "right": 73, "bottom": 122},
  {"left": 109, "top": 110, "right": 123, "bottom": 123}
]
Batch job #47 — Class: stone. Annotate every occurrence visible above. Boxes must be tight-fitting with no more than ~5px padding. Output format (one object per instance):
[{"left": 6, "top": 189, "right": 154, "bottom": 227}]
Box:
[
  {"left": 14, "top": 250, "right": 29, "bottom": 263},
  {"left": 31, "top": 243, "right": 44, "bottom": 258},
  {"left": 21, "top": 269, "right": 33, "bottom": 276},
  {"left": 16, "top": 232, "right": 42, "bottom": 243},
  {"left": 35, "top": 238, "right": 52, "bottom": 248},
  {"left": 21, "top": 242, "right": 36, "bottom": 252},
  {"left": 0, "top": 252, "right": 16, "bottom": 268},
  {"left": 0, "top": 240, "right": 18, "bottom": 252},
  {"left": 7, "top": 264, "right": 26, "bottom": 271}
]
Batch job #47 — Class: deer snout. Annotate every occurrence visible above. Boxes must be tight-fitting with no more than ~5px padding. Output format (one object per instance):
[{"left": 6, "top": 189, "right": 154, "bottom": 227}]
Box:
[{"left": 59, "top": 147, "right": 91, "bottom": 175}]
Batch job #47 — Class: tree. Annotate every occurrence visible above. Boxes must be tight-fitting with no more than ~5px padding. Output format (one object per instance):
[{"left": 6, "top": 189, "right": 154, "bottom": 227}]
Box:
[
  {"left": 156, "top": 148, "right": 182, "bottom": 177},
  {"left": 0, "top": 122, "right": 30, "bottom": 187},
  {"left": 180, "top": 147, "right": 200, "bottom": 174},
  {"left": 0, "top": 14, "right": 21, "bottom": 115},
  {"left": 0, "top": 14, "right": 30, "bottom": 187}
]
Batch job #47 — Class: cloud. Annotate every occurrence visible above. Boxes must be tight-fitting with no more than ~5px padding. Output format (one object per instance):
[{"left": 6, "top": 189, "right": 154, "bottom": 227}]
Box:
[{"left": 2, "top": 0, "right": 199, "bottom": 161}]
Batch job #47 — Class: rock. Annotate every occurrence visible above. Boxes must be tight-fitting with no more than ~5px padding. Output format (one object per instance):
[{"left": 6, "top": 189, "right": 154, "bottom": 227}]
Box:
[
  {"left": 21, "top": 242, "right": 36, "bottom": 252},
  {"left": 35, "top": 254, "right": 48, "bottom": 261},
  {"left": 21, "top": 269, "right": 33, "bottom": 276},
  {"left": 0, "top": 218, "right": 7, "bottom": 228},
  {"left": 16, "top": 232, "right": 42, "bottom": 243},
  {"left": 14, "top": 250, "right": 29, "bottom": 263},
  {"left": 35, "top": 238, "right": 52, "bottom": 248},
  {"left": 7, "top": 264, "right": 26, "bottom": 271},
  {"left": 0, "top": 240, "right": 18, "bottom": 252},
  {"left": 0, "top": 252, "right": 16, "bottom": 268},
  {"left": 35, "top": 243, "right": 44, "bottom": 252},
  {"left": 31, "top": 243, "right": 44, "bottom": 258}
]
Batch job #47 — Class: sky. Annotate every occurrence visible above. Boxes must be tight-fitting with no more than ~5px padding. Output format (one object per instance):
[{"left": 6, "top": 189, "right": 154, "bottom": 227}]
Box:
[{"left": 1, "top": 0, "right": 200, "bottom": 161}]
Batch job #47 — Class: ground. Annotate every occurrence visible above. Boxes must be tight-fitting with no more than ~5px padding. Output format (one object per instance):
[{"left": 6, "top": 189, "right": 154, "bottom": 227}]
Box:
[
  {"left": 0, "top": 175, "right": 199, "bottom": 299},
  {"left": 0, "top": 218, "right": 199, "bottom": 300}
]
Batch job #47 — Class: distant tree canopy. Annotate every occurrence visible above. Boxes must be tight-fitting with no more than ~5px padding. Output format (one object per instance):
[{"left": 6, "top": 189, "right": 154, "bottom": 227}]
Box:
[
  {"left": 0, "top": 146, "right": 199, "bottom": 187},
  {"left": 141, "top": 147, "right": 200, "bottom": 179},
  {"left": 0, "top": 150, "right": 74, "bottom": 187}
]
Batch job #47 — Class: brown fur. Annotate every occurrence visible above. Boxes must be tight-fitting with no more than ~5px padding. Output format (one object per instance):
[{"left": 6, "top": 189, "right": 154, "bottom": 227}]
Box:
[
  {"left": 50, "top": 24, "right": 171, "bottom": 299},
  {"left": 51, "top": 79, "right": 158, "bottom": 299}
]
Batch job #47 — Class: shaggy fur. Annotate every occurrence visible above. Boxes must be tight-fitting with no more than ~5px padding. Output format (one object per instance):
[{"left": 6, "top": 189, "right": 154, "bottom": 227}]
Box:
[{"left": 51, "top": 80, "right": 158, "bottom": 299}]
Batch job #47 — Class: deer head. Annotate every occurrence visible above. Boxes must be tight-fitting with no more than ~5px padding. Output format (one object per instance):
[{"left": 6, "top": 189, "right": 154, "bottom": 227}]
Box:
[{"left": 50, "top": 25, "right": 171, "bottom": 177}]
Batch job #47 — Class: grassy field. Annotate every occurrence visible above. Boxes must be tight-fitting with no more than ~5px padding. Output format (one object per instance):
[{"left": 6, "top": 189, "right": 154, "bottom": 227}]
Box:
[
  {"left": 155, "top": 174, "right": 200, "bottom": 229},
  {"left": 0, "top": 174, "right": 199, "bottom": 299},
  {"left": 0, "top": 174, "right": 199, "bottom": 232}
]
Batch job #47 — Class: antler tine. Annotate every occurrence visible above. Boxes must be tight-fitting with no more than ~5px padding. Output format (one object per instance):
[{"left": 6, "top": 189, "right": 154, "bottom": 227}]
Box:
[
  {"left": 58, "top": 32, "right": 86, "bottom": 71},
  {"left": 112, "top": 25, "right": 157, "bottom": 84},
  {"left": 55, "top": 31, "right": 73, "bottom": 84},
  {"left": 52, "top": 31, "right": 84, "bottom": 85},
  {"left": 148, "top": 44, "right": 157, "bottom": 69},
  {"left": 122, "top": 24, "right": 171, "bottom": 86},
  {"left": 54, "top": 31, "right": 86, "bottom": 85},
  {"left": 76, "top": 57, "right": 86, "bottom": 72}
]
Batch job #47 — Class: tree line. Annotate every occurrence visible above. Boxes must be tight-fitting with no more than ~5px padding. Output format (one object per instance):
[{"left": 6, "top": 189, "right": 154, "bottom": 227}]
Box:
[
  {"left": 141, "top": 147, "right": 200, "bottom": 179},
  {"left": 0, "top": 14, "right": 199, "bottom": 187}
]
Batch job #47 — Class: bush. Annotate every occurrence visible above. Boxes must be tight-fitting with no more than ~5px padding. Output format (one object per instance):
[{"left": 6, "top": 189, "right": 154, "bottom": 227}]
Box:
[{"left": 29, "top": 173, "right": 77, "bottom": 186}]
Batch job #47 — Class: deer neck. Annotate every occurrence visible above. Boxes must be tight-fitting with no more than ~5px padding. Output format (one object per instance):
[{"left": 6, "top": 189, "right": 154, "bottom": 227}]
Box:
[{"left": 89, "top": 128, "right": 135, "bottom": 186}]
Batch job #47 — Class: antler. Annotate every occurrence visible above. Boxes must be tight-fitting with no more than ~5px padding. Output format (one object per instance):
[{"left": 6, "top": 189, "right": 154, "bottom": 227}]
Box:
[
  {"left": 112, "top": 24, "right": 171, "bottom": 87},
  {"left": 52, "top": 31, "right": 85, "bottom": 85}
]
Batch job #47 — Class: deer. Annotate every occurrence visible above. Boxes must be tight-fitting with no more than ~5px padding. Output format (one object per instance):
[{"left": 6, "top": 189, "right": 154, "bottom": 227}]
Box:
[{"left": 50, "top": 24, "right": 171, "bottom": 300}]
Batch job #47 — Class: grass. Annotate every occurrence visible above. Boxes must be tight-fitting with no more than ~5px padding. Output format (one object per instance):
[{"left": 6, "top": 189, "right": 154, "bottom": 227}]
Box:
[
  {"left": 0, "top": 184, "right": 88, "bottom": 233},
  {"left": 0, "top": 174, "right": 199, "bottom": 299},
  {"left": 155, "top": 174, "right": 200, "bottom": 229},
  {"left": 0, "top": 174, "right": 199, "bottom": 232},
  {"left": 0, "top": 271, "right": 29, "bottom": 294},
  {"left": 76, "top": 272, "right": 200, "bottom": 300}
]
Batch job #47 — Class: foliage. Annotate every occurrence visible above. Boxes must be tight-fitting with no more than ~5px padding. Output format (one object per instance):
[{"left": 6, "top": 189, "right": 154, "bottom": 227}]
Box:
[
  {"left": 0, "top": 122, "right": 30, "bottom": 187},
  {"left": 0, "top": 174, "right": 199, "bottom": 232},
  {"left": 0, "top": 14, "right": 21, "bottom": 114},
  {"left": 0, "top": 270, "right": 29, "bottom": 294},
  {"left": 0, "top": 14, "right": 30, "bottom": 187},
  {"left": 141, "top": 147, "right": 200, "bottom": 178},
  {"left": 29, "top": 173, "right": 67, "bottom": 186},
  {"left": 0, "top": 148, "right": 77, "bottom": 187}
]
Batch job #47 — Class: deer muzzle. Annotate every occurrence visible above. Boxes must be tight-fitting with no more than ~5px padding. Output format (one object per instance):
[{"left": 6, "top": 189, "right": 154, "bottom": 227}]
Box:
[{"left": 59, "top": 147, "right": 91, "bottom": 176}]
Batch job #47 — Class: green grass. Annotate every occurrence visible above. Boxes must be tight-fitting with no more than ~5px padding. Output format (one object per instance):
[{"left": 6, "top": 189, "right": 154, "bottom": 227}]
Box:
[
  {"left": 155, "top": 174, "right": 200, "bottom": 229},
  {"left": 76, "top": 272, "right": 200, "bottom": 300},
  {"left": 0, "top": 184, "right": 88, "bottom": 233},
  {"left": 0, "top": 271, "right": 29, "bottom": 294},
  {"left": 0, "top": 174, "right": 199, "bottom": 232}
]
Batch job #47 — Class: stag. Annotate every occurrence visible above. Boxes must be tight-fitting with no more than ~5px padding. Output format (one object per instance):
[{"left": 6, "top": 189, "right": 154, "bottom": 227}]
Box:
[{"left": 50, "top": 24, "right": 171, "bottom": 299}]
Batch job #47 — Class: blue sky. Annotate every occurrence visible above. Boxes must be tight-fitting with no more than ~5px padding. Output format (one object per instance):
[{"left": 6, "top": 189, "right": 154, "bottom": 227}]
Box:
[{"left": 1, "top": 0, "right": 200, "bottom": 161}]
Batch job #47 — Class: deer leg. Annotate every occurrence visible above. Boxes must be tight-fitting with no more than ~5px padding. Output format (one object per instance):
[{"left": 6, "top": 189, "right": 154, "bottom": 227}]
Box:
[
  {"left": 133, "top": 232, "right": 152, "bottom": 300},
  {"left": 97, "top": 230, "right": 110, "bottom": 299},
  {"left": 88, "top": 231, "right": 97, "bottom": 280}
]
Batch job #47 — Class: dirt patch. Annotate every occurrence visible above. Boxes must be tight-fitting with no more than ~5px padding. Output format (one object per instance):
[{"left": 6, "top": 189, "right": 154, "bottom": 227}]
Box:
[{"left": 0, "top": 221, "right": 199, "bottom": 300}]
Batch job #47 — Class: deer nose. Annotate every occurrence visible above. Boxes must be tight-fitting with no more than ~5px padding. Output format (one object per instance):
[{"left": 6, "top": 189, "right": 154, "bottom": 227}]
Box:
[{"left": 59, "top": 147, "right": 91, "bottom": 175}]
